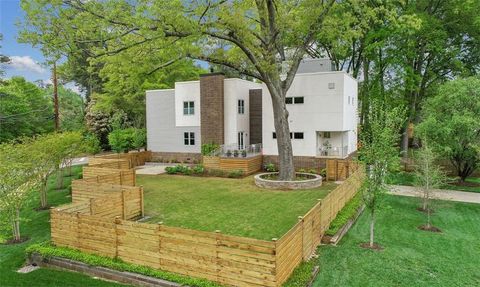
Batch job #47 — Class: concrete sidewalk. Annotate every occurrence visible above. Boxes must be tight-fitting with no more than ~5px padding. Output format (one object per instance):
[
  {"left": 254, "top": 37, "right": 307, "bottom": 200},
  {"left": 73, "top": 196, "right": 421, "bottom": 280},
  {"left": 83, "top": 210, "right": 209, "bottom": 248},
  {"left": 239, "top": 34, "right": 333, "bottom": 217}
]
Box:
[{"left": 389, "top": 185, "right": 480, "bottom": 204}]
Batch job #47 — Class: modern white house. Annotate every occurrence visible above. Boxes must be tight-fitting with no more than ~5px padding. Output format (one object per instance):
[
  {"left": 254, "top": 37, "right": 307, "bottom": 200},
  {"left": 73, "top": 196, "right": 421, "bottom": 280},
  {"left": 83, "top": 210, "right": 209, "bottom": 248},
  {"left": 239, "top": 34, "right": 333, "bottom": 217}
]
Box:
[{"left": 146, "top": 58, "right": 358, "bottom": 168}]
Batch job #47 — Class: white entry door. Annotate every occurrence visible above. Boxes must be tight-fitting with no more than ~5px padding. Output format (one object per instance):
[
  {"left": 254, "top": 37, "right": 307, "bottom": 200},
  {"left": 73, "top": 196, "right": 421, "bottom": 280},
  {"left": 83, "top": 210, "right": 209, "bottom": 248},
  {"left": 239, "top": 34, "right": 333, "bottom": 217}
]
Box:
[{"left": 238, "top": 132, "right": 245, "bottom": 150}]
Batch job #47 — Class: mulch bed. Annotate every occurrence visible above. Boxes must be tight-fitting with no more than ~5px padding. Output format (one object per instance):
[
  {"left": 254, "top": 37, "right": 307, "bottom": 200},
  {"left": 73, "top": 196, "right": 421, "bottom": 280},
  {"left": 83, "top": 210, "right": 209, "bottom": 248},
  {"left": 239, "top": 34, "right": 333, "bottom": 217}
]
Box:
[
  {"left": 359, "top": 242, "right": 384, "bottom": 251},
  {"left": 418, "top": 224, "right": 442, "bottom": 233},
  {"left": 1, "top": 236, "right": 29, "bottom": 245}
]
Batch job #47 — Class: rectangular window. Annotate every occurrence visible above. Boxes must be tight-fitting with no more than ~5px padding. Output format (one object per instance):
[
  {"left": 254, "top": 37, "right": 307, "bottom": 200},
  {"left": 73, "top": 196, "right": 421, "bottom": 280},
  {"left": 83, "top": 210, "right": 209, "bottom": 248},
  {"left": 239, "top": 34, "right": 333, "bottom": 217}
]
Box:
[
  {"left": 294, "top": 132, "right": 304, "bottom": 139},
  {"left": 286, "top": 97, "right": 304, "bottom": 104},
  {"left": 238, "top": 99, "right": 245, "bottom": 114},
  {"left": 324, "top": 132, "right": 331, "bottom": 138},
  {"left": 293, "top": 97, "right": 304, "bottom": 104},
  {"left": 184, "top": 132, "right": 195, "bottom": 145},
  {"left": 183, "top": 101, "right": 194, "bottom": 115}
]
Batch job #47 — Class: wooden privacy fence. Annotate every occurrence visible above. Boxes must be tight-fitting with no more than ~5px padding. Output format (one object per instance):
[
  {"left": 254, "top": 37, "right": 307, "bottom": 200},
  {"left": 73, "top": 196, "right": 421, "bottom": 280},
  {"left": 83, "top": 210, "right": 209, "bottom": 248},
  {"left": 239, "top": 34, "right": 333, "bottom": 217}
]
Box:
[
  {"left": 326, "top": 159, "right": 359, "bottom": 181},
  {"left": 274, "top": 168, "right": 364, "bottom": 284},
  {"left": 51, "top": 152, "right": 364, "bottom": 286},
  {"left": 203, "top": 154, "right": 263, "bottom": 175},
  {"left": 88, "top": 158, "right": 131, "bottom": 169},
  {"left": 90, "top": 150, "right": 152, "bottom": 168},
  {"left": 82, "top": 166, "right": 135, "bottom": 186}
]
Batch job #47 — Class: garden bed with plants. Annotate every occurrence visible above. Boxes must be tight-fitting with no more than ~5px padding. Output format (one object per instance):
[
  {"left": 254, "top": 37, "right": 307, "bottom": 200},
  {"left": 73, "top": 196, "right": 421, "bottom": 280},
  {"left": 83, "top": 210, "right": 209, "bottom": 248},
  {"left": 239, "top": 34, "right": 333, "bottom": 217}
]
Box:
[{"left": 164, "top": 164, "right": 245, "bottom": 178}]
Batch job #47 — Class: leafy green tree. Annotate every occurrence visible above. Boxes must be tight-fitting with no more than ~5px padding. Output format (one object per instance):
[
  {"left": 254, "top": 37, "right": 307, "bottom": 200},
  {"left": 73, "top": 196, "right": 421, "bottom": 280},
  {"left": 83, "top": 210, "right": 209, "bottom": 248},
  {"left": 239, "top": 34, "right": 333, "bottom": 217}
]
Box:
[
  {"left": 0, "top": 34, "right": 10, "bottom": 78},
  {"left": 0, "top": 77, "right": 54, "bottom": 142},
  {"left": 20, "top": 0, "right": 343, "bottom": 180},
  {"left": 413, "top": 138, "right": 446, "bottom": 230},
  {"left": 50, "top": 85, "right": 85, "bottom": 132},
  {"left": 0, "top": 141, "right": 36, "bottom": 242},
  {"left": 417, "top": 77, "right": 480, "bottom": 181},
  {"left": 360, "top": 101, "right": 404, "bottom": 248}
]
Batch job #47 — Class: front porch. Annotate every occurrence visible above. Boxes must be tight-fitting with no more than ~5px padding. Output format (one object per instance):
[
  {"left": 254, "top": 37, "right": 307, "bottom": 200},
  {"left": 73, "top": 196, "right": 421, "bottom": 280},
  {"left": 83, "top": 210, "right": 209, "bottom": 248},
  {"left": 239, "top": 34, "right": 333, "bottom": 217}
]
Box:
[
  {"left": 316, "top": 131, "right": 349, "bottom": 159},
  {"left": 203, "top": 143, "right": 263, "bottom": 174}
]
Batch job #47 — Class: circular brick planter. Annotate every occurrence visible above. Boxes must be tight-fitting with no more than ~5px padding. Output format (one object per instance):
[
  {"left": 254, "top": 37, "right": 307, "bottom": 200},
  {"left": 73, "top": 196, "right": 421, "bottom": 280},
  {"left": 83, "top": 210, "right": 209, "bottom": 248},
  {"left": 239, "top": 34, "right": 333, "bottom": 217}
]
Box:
[{"left": 254, "top": 172, "right": 322, "bottom": 190}]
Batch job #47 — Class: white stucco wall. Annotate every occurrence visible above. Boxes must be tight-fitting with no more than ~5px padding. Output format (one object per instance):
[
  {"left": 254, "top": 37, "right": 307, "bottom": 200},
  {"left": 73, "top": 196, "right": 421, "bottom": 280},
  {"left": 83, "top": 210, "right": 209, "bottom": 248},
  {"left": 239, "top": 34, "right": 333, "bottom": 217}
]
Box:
[
  {"left": 263, "top": 71, "right": 356, "bottom": 157},
  {"left": 146, "top": 89, "right": 200, "bottom": 153},
  {"left": 224, "top": 79, "right": 263, "bottom": 146},
  {"left": 174, "top": 81, "right": 200, "bottom": 127}
]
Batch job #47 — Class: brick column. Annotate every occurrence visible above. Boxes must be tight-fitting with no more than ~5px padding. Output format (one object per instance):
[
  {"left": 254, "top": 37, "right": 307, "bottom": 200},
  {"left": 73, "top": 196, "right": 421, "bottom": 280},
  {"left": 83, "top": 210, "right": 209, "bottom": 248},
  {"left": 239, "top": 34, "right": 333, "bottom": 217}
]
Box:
[
  {"left": 200, "top": 73, "right": 225, "bottom": 145},
  {"left": 249, "top": 89, "right": 263, "bottom": 144}
]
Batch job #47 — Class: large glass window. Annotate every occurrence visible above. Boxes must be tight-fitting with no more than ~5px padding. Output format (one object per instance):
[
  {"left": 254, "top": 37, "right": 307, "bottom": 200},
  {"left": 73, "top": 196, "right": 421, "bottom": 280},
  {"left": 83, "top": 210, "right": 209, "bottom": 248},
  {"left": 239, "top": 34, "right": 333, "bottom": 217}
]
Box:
[
  {"left": 183, "top": 101, "right": 194, "bottom": 115},
  {"left": 294, "top": 132, "right": 304, "bottom": 139},
  {"left": 184, "top": 132, "right": 195, "bottom": 145},
  {"left": 238, "top": 99, "right": 245, "bottom": 114}
]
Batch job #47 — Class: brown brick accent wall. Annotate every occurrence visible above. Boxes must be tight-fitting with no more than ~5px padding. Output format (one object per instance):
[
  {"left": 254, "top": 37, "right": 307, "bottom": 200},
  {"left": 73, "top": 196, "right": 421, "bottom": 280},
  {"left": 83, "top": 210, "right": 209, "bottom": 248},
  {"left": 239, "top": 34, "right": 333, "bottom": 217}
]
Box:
[
  {"left": 249, "top": 89, "right": 263, "bottom": 145},
  {"left": 263, "top": 155, "right": 327, "bottom": 172},
  {"left": 200, "top": 73, "right": 225, "bottom": 145},
  {"left": 151, "top": 152, "right": 202, "bottom": 164}
]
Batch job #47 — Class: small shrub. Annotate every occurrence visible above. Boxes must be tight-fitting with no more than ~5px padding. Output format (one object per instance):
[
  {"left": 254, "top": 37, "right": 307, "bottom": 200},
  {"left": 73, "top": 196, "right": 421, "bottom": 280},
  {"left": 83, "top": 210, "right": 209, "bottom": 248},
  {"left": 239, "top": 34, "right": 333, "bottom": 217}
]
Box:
[
  {"left": 298, "top": 168, "right": 306, "bottom": 173},
  {"left": 228, "top": 169, "right": 244, "bottom": 178},
  {"left": 233, "top": 150, "right": 239, "bottom": 157},
  {"left": 308, "top": 169, "right": 317, "bottom": 174},
  {"left": 319, "top": 168, "right": 327, "bottom": 177},
  {"left": 165, "top": 166, "right": 177, "bottom": 174},
  {"left": 206, "top": 168, "right": 227, "bottom": 177},
  {"left": 264, "top": 163, "right": 277, "bottom": 172},
  {"left": 192, "top": 164, "right": 205, "bottom": 174},
  {"left": 241, "top": 150, "right": 247, "bottom": 157},
  {"left": 201, "top": 143, "right": 220, "bottom": 156},
  {"left": 226, "top": 150, "right": 232, "bottom": 157}
]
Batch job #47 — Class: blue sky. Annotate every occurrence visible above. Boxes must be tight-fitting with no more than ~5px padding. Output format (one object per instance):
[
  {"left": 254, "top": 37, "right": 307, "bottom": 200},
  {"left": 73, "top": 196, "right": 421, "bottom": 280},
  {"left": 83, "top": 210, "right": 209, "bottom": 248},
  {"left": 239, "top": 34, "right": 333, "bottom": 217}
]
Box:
[{"left": 1, "top": 0, "right": 51, "bottom": 83}]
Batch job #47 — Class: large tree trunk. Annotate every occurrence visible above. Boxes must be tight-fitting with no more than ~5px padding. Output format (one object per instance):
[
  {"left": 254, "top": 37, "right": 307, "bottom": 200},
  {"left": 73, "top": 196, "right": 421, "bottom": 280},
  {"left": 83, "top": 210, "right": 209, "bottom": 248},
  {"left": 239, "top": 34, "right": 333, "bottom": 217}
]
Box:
[
  {"left": 40, "top": 179, "right": 48, "bottom": 209},
  {"left": 268, "top": 84, "right": 295, "bottom": 181}
]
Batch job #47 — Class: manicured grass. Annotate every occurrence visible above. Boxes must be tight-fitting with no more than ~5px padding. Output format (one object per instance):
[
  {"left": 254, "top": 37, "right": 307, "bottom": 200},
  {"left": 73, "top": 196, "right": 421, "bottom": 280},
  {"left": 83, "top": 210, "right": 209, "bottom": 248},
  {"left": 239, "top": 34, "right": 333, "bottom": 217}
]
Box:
[
  {"left": 0, "top": 166, "right": 125, "bottom": 287},
  {"left": 313, "top": 195, "right": 480, "bottom": 286},
  {"left": 389, "top": 171, "right": 480, "bottom": 193},
  {"left": 137, "top": 174, "right": 337, "bottom": 240}
]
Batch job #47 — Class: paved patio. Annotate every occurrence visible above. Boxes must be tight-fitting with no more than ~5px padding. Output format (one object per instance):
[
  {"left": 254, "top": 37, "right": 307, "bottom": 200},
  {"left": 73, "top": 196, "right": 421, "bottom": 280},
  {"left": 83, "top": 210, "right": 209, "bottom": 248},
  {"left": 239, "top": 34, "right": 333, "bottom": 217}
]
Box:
[{"left": 135, "top": 163, "right": 177, "bottom": 175}]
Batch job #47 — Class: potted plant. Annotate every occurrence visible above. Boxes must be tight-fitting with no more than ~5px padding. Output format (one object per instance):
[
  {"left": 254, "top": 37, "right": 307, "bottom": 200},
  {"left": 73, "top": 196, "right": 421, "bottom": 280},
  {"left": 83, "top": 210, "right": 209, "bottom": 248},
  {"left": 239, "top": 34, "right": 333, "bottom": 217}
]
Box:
[
  {"left": 241, "top": 150, "right": 247, "bottom": 157},
  {"left": 226, "top": 150, "right": 232, "bottom": 157},
  {"left": 233, "top": 150, "right": 239, "bottom": 157}
]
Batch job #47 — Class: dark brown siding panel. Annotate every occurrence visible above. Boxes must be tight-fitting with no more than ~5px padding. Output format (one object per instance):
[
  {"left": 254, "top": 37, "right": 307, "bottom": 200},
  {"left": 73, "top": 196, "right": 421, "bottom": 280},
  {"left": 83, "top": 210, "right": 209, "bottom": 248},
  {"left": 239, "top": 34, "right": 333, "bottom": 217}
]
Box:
[
  {"left": 200, "top": 73, "right": 225, "bottom": 145},
  {"left": 249, "top": 89, "right": 263, "bottom": 144}
]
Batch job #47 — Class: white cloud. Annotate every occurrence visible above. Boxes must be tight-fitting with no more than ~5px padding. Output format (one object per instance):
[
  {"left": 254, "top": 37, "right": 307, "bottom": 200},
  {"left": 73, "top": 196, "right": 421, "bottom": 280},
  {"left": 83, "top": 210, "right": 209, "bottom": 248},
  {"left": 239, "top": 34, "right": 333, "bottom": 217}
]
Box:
[{"left": 7, "top": 56, "right": 46, "bottom": 74}]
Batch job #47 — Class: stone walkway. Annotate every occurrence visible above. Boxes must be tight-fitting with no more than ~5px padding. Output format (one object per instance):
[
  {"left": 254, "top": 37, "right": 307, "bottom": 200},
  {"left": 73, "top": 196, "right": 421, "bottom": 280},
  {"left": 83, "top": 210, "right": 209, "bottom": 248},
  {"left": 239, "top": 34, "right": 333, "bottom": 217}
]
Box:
[{"left": 389, "top": 185, "right": 480, "bottom": 204}]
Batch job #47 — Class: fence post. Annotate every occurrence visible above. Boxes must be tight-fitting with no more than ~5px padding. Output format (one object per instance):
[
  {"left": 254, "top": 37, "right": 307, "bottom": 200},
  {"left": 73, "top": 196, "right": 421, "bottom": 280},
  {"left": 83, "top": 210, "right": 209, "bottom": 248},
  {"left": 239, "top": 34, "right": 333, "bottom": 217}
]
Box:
[
  {"left": 89, "top": 198, "right": 94, "bottom": 215},
  {"left": 119, "top": 171, "right": 123, "bottom": 185},
  {"left": 140, "top": 186, "right": 144, "bottom": 217},
  {"left": 114, "top": 216, "right": 121, "bottom": 258},
  {"left": 76, "top": 211, "right": 81, "bottom": 248},
  {"left": 121, "top": 189, "right": 126, "bottom": 219},
  {"left": 298, "top": 216, "right": 305, "bottom": 260}
]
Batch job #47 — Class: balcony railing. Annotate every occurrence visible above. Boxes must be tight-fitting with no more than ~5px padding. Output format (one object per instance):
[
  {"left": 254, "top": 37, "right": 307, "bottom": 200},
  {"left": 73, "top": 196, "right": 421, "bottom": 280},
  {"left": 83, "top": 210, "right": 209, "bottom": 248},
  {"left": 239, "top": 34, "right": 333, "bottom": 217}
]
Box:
[
  {"left": 211, "top": 143, "right": 262, "bottom": 158},
  {"left": 318, "top": 145, "right": 349, "bottom": 158}
]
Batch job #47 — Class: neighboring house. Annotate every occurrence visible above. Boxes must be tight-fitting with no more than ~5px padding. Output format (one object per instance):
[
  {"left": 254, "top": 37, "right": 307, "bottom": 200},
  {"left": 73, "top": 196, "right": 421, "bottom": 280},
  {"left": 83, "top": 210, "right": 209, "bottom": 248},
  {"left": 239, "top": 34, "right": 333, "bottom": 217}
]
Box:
[{"left": 146, "top": 58, "right": 358, "bottom": 168}]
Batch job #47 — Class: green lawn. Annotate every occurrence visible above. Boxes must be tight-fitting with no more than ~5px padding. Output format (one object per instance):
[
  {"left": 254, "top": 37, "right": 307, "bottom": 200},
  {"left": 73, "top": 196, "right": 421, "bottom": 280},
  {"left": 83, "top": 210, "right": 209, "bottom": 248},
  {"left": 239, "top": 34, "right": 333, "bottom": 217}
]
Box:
[
  {"left": 389, "top": 171, "right": 480, "bottom": 193},
  {"left": 313, "top": 195, "right": 480, "bottom": 286},
  {"left": 0, "top": 166, "right": 125, "bottom": 287},
  {"left": 137, "top": 174, "right": 337, "bottom": 240}
]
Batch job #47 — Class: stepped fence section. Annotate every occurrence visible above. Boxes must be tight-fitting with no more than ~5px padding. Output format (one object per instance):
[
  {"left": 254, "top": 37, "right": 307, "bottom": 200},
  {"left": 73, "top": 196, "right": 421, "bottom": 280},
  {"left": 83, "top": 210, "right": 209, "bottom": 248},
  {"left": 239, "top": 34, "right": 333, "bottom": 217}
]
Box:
[{"left": 51, "top": 151, "right": 364, "bottom": 287}]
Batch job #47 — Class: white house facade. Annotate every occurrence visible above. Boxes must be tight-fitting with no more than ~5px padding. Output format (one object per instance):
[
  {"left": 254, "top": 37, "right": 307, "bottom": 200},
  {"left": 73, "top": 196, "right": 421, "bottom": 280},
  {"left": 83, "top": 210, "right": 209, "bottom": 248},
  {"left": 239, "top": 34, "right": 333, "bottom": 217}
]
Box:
[{"left": 146, "top": 59, "right": 358, "bottom": 168}]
